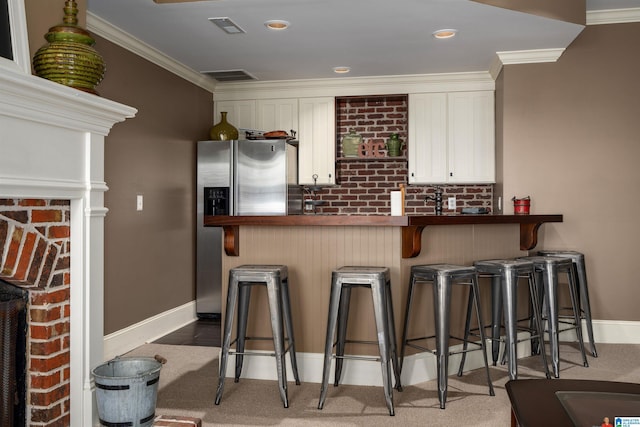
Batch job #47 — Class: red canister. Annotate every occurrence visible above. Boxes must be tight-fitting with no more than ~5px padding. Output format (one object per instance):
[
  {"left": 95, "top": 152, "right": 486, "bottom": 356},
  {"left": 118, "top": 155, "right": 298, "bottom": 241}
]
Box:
[{"left": 512, "top": 196, "right": 531, "bottom": 215}]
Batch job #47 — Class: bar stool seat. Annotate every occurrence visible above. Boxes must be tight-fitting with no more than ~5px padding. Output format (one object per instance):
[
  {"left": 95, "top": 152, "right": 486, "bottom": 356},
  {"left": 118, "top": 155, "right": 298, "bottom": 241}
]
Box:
[
  {"left": 399, "top": 264, "right": 494, "bottom": 409},
  {"left": 537, "top": 250, "right": 597, "bottom": 357},
  {"left": 518, "top": 256, "right": 589, "bottom": 377},
  {"left": 318, "top": 266, "right": 401, "bottom": 416},
  {"left": 462, "top": 259, "right": 550, "bottom": 380},
  {"left": 216, "top": 265, "right": 300, "bottom": 408}
]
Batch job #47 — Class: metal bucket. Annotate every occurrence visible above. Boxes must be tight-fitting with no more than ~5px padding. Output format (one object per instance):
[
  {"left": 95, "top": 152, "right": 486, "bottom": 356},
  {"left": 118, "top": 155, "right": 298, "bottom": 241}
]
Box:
[{"left": 92, "top": 356, "right": 162, "bottom": 427}]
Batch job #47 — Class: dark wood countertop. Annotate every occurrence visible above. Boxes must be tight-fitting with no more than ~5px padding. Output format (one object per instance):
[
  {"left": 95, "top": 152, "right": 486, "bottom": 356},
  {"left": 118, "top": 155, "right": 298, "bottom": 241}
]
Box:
[
  {"left": 204, "top": 214, "right": 563, "bottom": 258},
  {"left": 203, "top": 214, "right": 408, "bottom": 227}
]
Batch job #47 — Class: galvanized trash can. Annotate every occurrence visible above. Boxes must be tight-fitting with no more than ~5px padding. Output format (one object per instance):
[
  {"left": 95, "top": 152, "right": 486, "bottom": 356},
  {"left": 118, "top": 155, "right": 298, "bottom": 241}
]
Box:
[{"left": 92, "top": 356, "right": 163, "bottom": 427}]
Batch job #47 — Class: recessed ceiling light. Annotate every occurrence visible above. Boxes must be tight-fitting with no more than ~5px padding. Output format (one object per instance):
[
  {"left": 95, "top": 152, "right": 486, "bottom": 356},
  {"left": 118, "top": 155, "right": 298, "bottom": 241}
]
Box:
[
  {"left": 333, "top": 66, "right": 351, "bottom": 74},
  {"left": 265, "top": 20, "right": 290, "bottom": 30},
  {"left": 433, "top": 29, "right": 457, "bottom": 39}
]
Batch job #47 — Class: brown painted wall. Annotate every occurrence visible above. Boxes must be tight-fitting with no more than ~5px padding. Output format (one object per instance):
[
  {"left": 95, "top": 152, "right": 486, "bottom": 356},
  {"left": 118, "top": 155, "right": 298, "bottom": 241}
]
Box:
[
  {"left": 94, "top": 34, "right": 213, "bottom": 333},
  {"left": 498, "top": 22, "right": 640, "bottom": 321},
  {"left": 24, "top": 0, "right": 213, "bottom": 334}
]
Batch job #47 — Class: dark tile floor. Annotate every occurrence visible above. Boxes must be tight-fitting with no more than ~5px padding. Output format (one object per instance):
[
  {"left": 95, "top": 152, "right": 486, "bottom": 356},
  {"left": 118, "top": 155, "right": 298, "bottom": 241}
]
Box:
[{"left": 153, "top": 317, "right": 221, "bottom": 347}]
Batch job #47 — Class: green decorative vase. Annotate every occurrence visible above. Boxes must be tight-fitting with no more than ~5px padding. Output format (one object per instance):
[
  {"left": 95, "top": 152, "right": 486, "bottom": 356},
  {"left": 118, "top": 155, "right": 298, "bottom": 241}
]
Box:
[
  {"left": 210, "top": 112, "right": 239, "bottom": 141},
  {"left": 341, "top": 128, "right": 362, "bottom": 157},
  {"left": 32, "top": 1, "right": 105, "bottom": 95},
  {"left": 386, "top": 133, "right": 404, "bottom": 157}
]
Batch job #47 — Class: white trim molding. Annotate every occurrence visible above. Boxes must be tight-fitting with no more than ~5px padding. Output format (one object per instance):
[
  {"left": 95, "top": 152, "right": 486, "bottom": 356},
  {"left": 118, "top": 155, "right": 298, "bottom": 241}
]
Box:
[
  {"left": 86, "top": 12, "right": 217, "bottom": 93},
  {"left": 215, "top": 319, "right": 640, "bottom": 387},
  {"left": 496, "top": 48, "right": 566, "bottom": 66},
  {"left": 1, "top": 64, "right": 136, "bottom": 427},
  {"left": 103, "top": 301, "right": 198, "bottom": 361},
  {"left": 587, "top": 7, "right": 640, "bottom": 25},
  {"left": 490, "top": 48, "right": 567, "bottom": 79},
  {"left": 212, "top": 71, "right": 496, "bottom": 101},
  {"left": 1, "top": 0, "right": 30, "bottom": 74}
]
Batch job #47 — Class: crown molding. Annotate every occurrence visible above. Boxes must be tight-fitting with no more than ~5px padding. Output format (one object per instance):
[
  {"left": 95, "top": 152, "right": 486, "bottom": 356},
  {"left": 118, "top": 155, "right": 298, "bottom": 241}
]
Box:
[
  {"left": 587, "top": 7, "right": 640, "bottom": 25},
  {"left": 496, "top": 48, "right": 566, "bottom": 65},
  {"left": 86, "top": 12, "right": 217, "bottom": 93},
  {"left": 212, "top": 71, "right": 496, "bottom": 100}
]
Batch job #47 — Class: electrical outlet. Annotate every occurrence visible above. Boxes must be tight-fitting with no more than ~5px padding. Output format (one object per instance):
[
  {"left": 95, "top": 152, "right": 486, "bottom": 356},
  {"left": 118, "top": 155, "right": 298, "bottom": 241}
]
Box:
[
  {"left": 304, "top": 199, "right": 314, "bottom": 212},
  {"left": 136, "top": 194, "right": 143, "bottom": 211},
  {"left": 448, "top": 196, "right": 456, "bottom": 210}
]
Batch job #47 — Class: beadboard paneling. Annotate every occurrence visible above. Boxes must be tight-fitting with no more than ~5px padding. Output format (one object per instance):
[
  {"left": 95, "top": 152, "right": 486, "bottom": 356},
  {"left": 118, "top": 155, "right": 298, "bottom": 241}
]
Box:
[{"left": 219, "top": 223, "right": 527, "bottom": 355}]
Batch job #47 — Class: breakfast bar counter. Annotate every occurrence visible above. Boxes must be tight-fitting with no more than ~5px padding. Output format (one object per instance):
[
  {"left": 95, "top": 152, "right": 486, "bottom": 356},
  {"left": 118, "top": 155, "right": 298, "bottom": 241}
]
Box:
[
  {"left": 204, "top": 214, "right": 563, "bottom": 258},
  {"left": 203, "top": 213, "right": 563, "bottom": 384}
]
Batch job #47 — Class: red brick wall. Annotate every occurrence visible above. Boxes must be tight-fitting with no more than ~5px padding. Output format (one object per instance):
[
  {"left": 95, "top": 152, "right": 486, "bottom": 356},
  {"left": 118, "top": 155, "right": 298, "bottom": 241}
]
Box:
[
  {"left": 312, "top": 96, "right": 493, "bottom": 215},
  {"left": 0, "top": 199, "right": 71, "bottom": 427}
]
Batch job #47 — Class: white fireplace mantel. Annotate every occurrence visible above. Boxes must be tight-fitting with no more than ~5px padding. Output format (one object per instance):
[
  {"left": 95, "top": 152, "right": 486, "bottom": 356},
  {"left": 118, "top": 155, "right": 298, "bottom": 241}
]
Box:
[{"left": 1, "top": 54, "right": 137, "bottom": 426}]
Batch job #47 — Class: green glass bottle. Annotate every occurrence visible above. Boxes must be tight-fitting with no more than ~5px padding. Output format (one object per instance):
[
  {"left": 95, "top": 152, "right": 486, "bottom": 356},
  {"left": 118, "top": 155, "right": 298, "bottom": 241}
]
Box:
[
  {"left": 341, "top": 128, "right": 362, "bottom": 158},
  {"left": 210, "top": 112, "right": 239, "bottom": 141},
  {"left": 386, "top": 133, "right": 404, "bottom": 157}
]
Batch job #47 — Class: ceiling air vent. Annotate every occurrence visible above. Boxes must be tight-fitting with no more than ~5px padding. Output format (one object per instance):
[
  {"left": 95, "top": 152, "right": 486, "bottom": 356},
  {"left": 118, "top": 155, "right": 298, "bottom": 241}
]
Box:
[
  {"left": 209, "top": 17, "right": 245, "bottom": 34},
  {"left": 202, "top": 70, "right": 258, "bottom": 82}
]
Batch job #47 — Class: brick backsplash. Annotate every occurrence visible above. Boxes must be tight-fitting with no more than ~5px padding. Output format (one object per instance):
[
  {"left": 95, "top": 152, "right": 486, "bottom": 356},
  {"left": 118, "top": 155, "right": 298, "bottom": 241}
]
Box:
[{"left": 310, "top": 96, "right": 494, "bottom": 215}]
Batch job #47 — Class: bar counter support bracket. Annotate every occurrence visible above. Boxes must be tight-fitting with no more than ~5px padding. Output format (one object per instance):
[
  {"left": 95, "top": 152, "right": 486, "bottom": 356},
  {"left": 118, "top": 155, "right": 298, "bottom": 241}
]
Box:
[
  {"left": 223, "top": 225, "right": 239, "bottom": 256},
  {"left": 401, "top": 221, "right": 548, "bottom": 258},
  {"left": 519, "top": 221, "right": 543, "bottom": 251},
  {"left": 402, "top": 226, "right": 425, "bottom": 258}
]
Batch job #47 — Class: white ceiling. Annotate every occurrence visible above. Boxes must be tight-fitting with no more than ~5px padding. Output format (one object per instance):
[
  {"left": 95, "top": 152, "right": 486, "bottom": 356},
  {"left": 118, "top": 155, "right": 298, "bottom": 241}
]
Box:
[{"left": 85, "top": 0, "right": 639, "bottom": 83}]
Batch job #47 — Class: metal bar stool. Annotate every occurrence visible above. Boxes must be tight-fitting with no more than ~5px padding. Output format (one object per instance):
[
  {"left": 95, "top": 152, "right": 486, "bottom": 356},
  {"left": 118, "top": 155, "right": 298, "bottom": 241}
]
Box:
[
  {"left": 538, "top": 250, "right": 597, "bottom": 357},
  {"left": 518, "top": 256, "right": 589, "bottom": 377},
  {"left": 215, "top": 265, "right": 300, "bottom": 408},
  {"left": 399, "top": 264, "right": 494, "bottom": 409},
  {"left": 318, "top": 266, "right": 402, "bottom": 416},
  {"left": 459, "top": 259, "right": 550, "bottom": 380}
]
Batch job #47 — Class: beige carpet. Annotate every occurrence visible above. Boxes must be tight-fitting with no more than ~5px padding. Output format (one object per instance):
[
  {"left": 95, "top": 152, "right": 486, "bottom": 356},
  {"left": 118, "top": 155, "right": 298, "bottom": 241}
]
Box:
[{"left": 125, "top": 343, "right": 640, "bottom": 426}]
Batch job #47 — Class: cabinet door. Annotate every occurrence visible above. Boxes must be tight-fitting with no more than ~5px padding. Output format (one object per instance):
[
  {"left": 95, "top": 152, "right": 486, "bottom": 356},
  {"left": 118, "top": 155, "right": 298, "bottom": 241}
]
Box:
[
  {"left": 214, "top": 100, "right": 256, "bottom": 133},
  {"left": 408, "top": 93, "right": 448, "bottom": 184},
  {"left": 298, "top": 97, "right": 335, "bottom": 185},
  {"left": 257, "top": 99, "right": 298, "bottom": 134},
  {"left": 447, "top": 91, "right": 495, "bottom": 183}
]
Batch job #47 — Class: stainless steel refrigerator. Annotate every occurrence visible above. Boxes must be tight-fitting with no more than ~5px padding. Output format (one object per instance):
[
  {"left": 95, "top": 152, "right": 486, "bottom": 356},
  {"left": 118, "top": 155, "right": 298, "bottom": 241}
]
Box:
[{"left": 196, "top": 139, "right": 302, "bottom": 317}]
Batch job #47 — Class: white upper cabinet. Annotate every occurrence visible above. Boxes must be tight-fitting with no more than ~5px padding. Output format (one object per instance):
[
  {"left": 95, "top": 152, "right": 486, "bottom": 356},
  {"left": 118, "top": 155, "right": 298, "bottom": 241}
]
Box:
[
  {"left": 408, "top": 91, "right": 495, "bottom": 184},
  {"left": 447, "top": 91, "right": 495, "bottom": 183},
  {"left": 214, "top": 99, "right": 299, "bottom": 135},
  {"left": 256, "top": 99, "right": 298, "bottom": 134},
  {"left": 298, "top": 97, "right": 336, "bottom": 186},
  {"left": 214, "top": 100, "right": 256, "bottom": 132},
  {"left": 408, "top": 93, "right": 448, "bottom": 183}
]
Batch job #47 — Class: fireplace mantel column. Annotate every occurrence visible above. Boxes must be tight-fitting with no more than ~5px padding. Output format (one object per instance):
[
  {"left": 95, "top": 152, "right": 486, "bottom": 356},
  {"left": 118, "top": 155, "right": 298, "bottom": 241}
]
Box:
[{"left": 1, "top": 65, "right": 136, "bottom": 425}]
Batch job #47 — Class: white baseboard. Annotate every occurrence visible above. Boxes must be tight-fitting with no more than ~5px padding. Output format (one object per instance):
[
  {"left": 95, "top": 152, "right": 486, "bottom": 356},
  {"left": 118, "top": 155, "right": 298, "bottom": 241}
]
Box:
[
  {"left": 552, "top": 319, "right": 640, "bottom": 345},
  {"left": 105, "top": 309, "right": 640, "bottom": 385},
  {"left": 221, "top": 338, "right": 521, "bottom": 387},
  {"left": 224, "top": 320, "right": 640, "bottom": 386},
  {"left": 103, "top": 301, "right": 197, "bottom": 361}
]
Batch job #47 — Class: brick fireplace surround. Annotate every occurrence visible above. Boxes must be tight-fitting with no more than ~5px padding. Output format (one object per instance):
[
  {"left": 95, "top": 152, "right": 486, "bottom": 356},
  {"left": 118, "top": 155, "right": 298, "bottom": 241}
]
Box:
[
  {"left": 0, "top": 18, "right": 136, "bottom": 425},
  {"left": 1, "top": 200, "right": 71, "bottom": 425}
]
